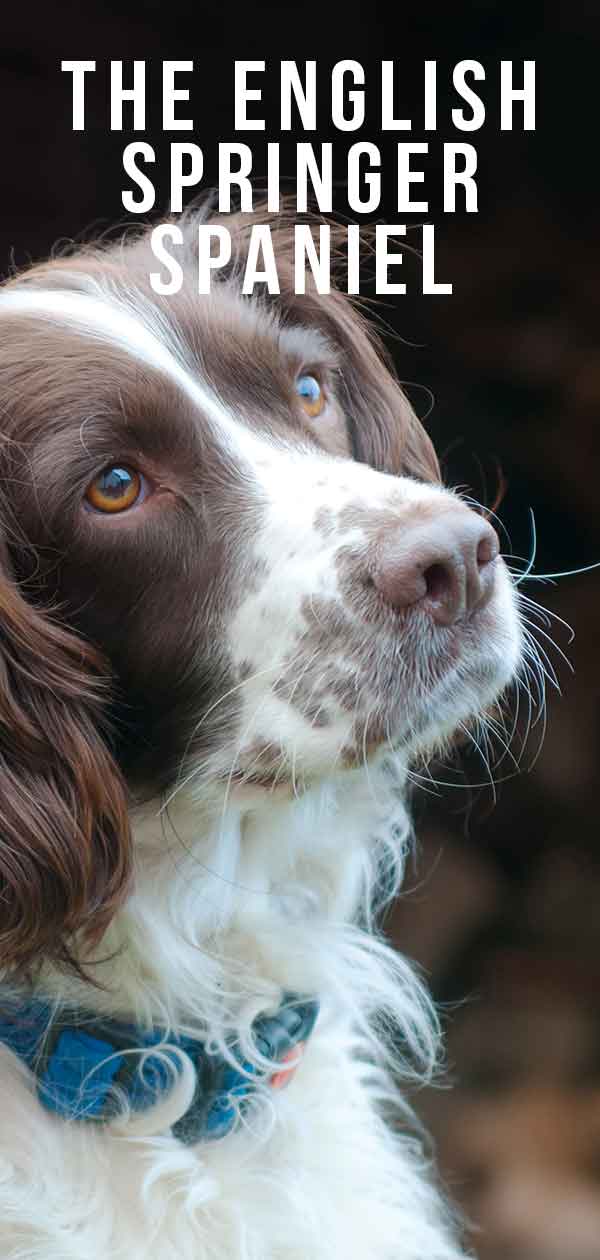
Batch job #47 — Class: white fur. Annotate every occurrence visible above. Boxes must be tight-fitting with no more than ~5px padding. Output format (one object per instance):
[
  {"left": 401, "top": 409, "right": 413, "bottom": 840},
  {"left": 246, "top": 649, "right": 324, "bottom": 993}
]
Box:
[
  {"left": 0, "top": 276, "right": 523, "bottom": 1258},
  {"left": 0, "top": 286, "right": 265, "bottom": 466},
  {"left": 0, "top": 766, "right": 467, "bottom": 1260}
]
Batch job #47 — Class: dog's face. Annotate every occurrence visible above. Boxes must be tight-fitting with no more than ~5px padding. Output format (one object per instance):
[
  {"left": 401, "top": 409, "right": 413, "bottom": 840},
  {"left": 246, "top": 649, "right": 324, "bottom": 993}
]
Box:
[{"left": 0, "top": 210, "right": 521, "bottom": 969}]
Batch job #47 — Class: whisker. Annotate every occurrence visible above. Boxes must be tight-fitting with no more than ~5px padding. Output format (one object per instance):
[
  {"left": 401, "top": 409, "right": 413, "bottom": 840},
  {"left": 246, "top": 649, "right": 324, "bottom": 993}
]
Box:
[
  {"left": 510, "top": 507, "right": 538, "bottom": 585},
  {"left": 521, "top": 559, "right": 600, "bottom": 581},
  {"left": 518, "top": 592, "right": 575, "bottom": 644},
  {"left": 518, "top": 615, "right": 570, "bottom": 683}
]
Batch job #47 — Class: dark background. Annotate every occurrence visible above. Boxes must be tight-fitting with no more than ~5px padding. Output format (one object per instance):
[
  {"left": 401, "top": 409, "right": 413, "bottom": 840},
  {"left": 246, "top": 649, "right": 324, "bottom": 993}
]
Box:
[{"left": 2, "top": 6, "right": 599, "bottom": 1256}]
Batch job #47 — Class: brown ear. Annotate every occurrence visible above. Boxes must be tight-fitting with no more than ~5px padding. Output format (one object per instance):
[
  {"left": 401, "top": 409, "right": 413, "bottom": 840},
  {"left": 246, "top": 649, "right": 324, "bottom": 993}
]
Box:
[{"left": 0, "top": 549, "right": 132, "bottom": 978}]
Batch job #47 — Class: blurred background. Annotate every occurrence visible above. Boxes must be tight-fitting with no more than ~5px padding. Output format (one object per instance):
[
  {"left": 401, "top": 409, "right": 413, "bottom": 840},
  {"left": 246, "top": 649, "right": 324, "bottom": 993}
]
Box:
[{"left": 1, "top": 5, "right": 598, "bottom": 1256}]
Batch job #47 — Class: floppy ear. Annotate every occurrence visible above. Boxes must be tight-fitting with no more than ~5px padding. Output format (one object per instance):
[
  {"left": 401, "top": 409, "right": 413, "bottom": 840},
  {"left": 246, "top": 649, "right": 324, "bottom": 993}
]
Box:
[{"left": 0, "top": 541, "right": 132, "bottom": 978}]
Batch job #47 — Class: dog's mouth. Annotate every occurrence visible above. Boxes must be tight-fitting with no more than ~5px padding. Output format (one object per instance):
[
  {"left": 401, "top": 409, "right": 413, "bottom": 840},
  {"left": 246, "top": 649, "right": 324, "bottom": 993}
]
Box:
[
  {"left": 219, "top": 559, "right": 521, "bottom": 793},
  {"left": 224, "top": 625, "right": 517, "bottom": 793}
]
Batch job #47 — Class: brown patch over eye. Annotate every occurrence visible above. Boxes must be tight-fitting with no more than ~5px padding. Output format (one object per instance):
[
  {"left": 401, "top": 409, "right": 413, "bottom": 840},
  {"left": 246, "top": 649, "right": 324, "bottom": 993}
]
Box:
[{"left": 85, "top": 466, "right": 142, "bottom": 514}]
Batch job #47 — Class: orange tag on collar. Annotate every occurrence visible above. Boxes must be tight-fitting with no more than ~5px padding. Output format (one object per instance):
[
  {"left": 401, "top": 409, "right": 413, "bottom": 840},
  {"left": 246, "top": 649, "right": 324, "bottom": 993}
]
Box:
[{"left": 269, "top": 1041, "right": 306, "bottom": 1090}]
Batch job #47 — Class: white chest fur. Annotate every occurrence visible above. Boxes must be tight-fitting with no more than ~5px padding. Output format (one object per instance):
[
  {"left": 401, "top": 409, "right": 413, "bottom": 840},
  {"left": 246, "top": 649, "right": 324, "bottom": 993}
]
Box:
[{"left": 0, "top": 766, "right": 464, "bottom": 1260}]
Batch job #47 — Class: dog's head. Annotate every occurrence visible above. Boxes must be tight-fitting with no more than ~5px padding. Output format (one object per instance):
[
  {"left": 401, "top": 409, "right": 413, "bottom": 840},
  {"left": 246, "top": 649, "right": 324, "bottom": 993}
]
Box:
[{"left": 0, "top": 208, "right": 521, "bottom": 972}]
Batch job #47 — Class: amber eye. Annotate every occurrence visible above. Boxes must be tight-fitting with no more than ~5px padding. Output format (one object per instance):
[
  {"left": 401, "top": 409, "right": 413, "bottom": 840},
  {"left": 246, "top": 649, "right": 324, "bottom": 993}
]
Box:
[
  {"left": 296, "top": 373, "right": 325, "bottom": 418},
  {"left": 85, "top": 466, "right": 143, "bottom": 514}
]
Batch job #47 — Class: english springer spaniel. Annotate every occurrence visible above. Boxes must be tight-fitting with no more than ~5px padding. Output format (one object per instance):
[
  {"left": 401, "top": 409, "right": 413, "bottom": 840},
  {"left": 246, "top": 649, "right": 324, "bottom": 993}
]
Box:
[{"left": 0, "top": 206, "right": 521, "bottom": 1260}]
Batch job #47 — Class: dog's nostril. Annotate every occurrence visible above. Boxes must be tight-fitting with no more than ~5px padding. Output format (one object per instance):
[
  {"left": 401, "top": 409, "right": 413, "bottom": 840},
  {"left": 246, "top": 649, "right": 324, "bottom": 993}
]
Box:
[
  {"left": 476, "top": 531, "right": 499, "bottom": 569},
  {"left": 371, "top": 513, "right": 500, "bottom": 626},
  {"left": 422, "top": 562, "right": 452, "bottom": 604}
]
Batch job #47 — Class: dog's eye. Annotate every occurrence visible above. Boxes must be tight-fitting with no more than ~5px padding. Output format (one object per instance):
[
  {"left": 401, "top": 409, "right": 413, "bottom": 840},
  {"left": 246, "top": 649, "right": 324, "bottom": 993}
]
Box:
[
  {"left": 296, "top": 373, "right": 325, "bottom": 418},
  {"left": 85, "top": 466, "right": 143, "bottom": 513}
]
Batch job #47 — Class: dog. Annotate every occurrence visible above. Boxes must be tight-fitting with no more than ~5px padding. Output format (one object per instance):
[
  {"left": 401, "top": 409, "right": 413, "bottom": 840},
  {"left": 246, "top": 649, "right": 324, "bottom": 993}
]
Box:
[{"left": 0, "top": 205, "right": 521, "bottom": 1259}]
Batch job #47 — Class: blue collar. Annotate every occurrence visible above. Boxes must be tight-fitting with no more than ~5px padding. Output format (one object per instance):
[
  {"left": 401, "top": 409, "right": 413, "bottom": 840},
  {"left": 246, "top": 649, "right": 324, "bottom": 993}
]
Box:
[{"left": 0, "top": 993, "right": 319, "bottom": 1143}]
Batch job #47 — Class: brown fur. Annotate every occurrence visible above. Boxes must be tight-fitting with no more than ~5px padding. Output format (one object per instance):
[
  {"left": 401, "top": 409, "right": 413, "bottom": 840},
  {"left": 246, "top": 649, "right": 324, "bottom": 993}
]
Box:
[
  {"left": 0, "top": 203, "right": 439, "bottom": 977},
  {"left": 0, "top": 538, "right": 131, "bottom": 977}
]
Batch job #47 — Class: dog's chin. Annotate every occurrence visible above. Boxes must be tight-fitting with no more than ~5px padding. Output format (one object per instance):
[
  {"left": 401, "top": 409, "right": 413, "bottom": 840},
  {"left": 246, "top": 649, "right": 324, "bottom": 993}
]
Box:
[
  {"left": 209, "top": 585, "right": 522, "bottom": 803},
  {"left": 398, "top": 655, "right": 520, "bottom": 764},
  {"left": 219, "top": 655, "right": 520, "bottom": 802}
]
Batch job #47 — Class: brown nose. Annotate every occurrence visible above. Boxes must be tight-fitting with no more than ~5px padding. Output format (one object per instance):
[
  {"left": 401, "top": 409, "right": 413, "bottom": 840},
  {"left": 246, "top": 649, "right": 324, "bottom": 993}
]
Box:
[{"left": 373, "top": 511, "right": 499, "bottom": 625}]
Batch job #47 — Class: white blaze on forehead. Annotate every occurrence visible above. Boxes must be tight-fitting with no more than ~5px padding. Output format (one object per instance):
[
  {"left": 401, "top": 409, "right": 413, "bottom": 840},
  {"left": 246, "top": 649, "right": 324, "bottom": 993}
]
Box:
[
  {"left": 0, "top": 281, "right": 455, "bottom": 549},
  {"left": 0, "top": 285, "right": 269, "bottom": 467}
]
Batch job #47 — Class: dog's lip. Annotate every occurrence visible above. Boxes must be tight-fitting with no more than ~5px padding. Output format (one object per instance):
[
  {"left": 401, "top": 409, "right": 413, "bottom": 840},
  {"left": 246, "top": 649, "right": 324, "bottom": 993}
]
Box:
[
  {"left": 398, "top": 595, "right": 507, "bottom": 675},
  {"left": 378, "top": 609, "right": 511, "bottom": 737}
]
